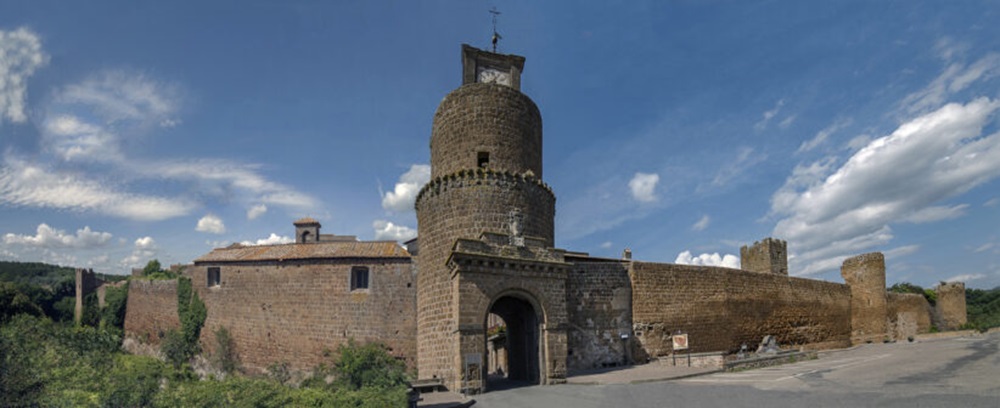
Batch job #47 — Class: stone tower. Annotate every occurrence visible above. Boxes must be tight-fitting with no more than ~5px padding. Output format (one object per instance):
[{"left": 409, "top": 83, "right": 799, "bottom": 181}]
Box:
[
  {"left": 415, "top": 44, "right": 560, "bottom": 390},
  {"left": 840, "top": 252, "right": 888, "bottom": 344},
  {"left": 935, "top": 281, "right": 968, "bottom": 330},
  {"left": 740, "top": 237, "right": 788, "bottom": 275}
]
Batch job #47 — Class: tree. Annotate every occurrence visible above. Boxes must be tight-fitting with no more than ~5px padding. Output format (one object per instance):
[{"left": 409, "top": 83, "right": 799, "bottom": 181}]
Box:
[{"left": 142, "top": 260, "right": 162, "bottom": 276}]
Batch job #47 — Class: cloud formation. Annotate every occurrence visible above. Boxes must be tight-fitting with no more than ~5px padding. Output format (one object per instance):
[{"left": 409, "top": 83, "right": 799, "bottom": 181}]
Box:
[
  {"left": 195, "top": 214, "right": 226, "bottom": 234},
  {"left": 797, "top": 118, "right": 853, "bottom": 153},
  {"left": 772, "top": 97, "right": 1000, "bottom": 276},
  {"left": 691, "top": 215, "right": 710, "bottom": 232},
  {"left": 3, "top": 223, "right": 112, "bottom": 249},
  {"left": 628, "top": 172, "right": 659, "bottom": 202},
  {"left": 373, "top": 220, "right": 417, "bottom": 242},
  {"left": 240, "top": 233, "right": 293, "bottom": 246},
  {"left": 675, "top": 250, "right": 740, "bottom": 269},
  {"left": 0, "top": 158, "right": 195, "bottom": 221},
  {"left": 382, "top": 164, "right": 430, "bottom": 213},
  {"left": 121, "top": 236, "right": 157, "bottom": 268},
  {"left": 247, "top": 204, "right": 267, "bottom": 220},
  {"left": 0, "top": 28, "right": 48, "bottom": 125}
]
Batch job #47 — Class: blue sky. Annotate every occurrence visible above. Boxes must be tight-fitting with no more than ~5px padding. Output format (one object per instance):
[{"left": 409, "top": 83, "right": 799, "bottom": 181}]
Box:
[{"left": 1, "top": 1, "right": 998, "bottom": 289}]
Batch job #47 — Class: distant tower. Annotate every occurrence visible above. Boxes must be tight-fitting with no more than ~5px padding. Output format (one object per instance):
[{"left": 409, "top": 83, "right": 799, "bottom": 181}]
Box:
[
  {"left": 293, "top": 217, "right": 321, "bottom": 244},
  {"left": 740, "top": 237, "right": 788, "bottom": 275},
  {"left": 415, "top": 44, "right": 556, "bottom": 388}
]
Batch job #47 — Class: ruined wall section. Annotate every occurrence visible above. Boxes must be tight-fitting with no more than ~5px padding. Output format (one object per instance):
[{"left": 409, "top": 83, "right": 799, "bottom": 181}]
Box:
[
  {"left": 739, "top": 238, "right": 788, "bottom": 275},
  {"left": 630, "top": 262, "right": 851, "bottom": 357},
  {"left": 935, "top": 281, "right": 967, "bottom": 330},
  {"left": 887, "top": 292, "right": 932, "bottom": 340},
  {"left": 565, "top": 259, "right": 632, "bottom": 373},
  {"left": 840, "top": 253, "right": 888, "bottom": 344},
  {"left": 186, "top": 260, "right": 417, "bottom": 373},
  {"left": 124, "top": 279, "right": 180, "bottom": 345}
]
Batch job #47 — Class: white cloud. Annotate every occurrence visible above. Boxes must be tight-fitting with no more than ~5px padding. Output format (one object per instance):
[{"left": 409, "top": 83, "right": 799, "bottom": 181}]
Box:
[
  {"left": 0, "top": 158, "right": 194, "bottom": 221},
  {"left": 373, "top": 220, "right": 417, "bottom": 242},
  {"left": 985, "top": 197, "right": 999, "bottom": 207},
  {"left": 628, "top": 172, "right": 659, "bottom": 202},
  {"left": 3, "top": 223, "right": 112, "bottom": 249},
  {"left": 42, "top": 114, "right": 120, "bottom": 162},
  {"left": 675, "top": 250, "right": 740, "bottom": 269},
  {"left": 899, "top": 53, "right": 1000, "bottom": 115},
  {"left": 692, "top": 215, "right": 711, "bottom": 232},
  {"left": 798, "top": 118, "right": 852, "bottom": 153},
  {"left": 945, "top": 273, "right": 985, "bottom": 283},
  {"left": 901, "top": 204, "right": 969, "bottom": 224},
  {"left": 0, "top": 28, "right": 48, "bottom": 124},
  {"left": 195, "top": 214, "right": 226, "bottom": 234},
  {"left": 779, "top": 115, "right": 796, "bottom": 129},
  {"left": 145, "top": 159, "right": 319, "bottom": 213},
  {"left": 121, "top": 236, "right": 157, "bottom": 269},
  {"left": 247, "top": 204, "right": 268, "bottom": 220},
  {"left": 771, "top": 98, "right": 1000, "bottom": 276},
  {"left": 57, "top": 70, "right": 178, "bottom": 125},
  {"left": 754, "top": 99, "right": 784, "bottom": 131},
  {"left": 599, "top": 241, "right": 613, "bottom": 249},
  {"left": 240, "top": 233, "right": 293, "bottom": 246},
  {"left": 382, "top": 164, "right": 430, "bottom": 213}
]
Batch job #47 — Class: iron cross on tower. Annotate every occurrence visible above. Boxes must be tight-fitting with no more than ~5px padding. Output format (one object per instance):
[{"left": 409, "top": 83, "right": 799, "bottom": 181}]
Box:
[{"left": 490, "top": 7, "right": 502, "bottom": 52}]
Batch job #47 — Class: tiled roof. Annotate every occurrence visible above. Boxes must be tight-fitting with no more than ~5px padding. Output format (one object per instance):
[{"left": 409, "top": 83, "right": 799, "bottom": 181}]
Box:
[{"left": 194, "top": 241, "right": 410, "bottom": 263}]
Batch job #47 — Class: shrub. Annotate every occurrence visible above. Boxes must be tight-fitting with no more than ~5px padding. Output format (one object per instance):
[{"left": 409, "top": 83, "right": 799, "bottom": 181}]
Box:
[
  {"left": 334, "top": 340, "right": 408, "bottom": 391},
  {"left": 211, "top": 326, "right": 238, "bottom": 374}
]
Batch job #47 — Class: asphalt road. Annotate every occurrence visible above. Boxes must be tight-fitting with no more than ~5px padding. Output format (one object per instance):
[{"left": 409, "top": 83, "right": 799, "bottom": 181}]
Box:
[{"left": 472, "top": 332, "right": 1000, "bottom": 408}]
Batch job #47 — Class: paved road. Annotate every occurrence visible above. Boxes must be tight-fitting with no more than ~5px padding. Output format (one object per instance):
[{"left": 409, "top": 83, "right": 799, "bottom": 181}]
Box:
[{"left": 472, "top": 333, "right": 1000, "bottom": 408}]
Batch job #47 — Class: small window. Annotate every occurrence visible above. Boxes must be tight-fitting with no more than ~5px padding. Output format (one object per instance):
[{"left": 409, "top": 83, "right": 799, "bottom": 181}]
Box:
[
  {"left": 477, "top": 152, "right": 490, "bottom": 168},
  {"left": 351, "top": 266, "right": 369, "bottom": 290},
  {"left": 208, "top": 267, "right": 221, "bottom": 287}
]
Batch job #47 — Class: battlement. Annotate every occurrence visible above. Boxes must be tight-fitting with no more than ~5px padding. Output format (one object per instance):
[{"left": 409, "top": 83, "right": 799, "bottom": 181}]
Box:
[{"left": 739, "top": 237, "right": 788, "bottom": 275}]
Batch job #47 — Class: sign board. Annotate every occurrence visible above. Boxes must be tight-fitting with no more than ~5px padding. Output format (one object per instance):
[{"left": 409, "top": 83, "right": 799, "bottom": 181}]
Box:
[{"left": 672, "top": 333, "right": 689, "bottom": 351}]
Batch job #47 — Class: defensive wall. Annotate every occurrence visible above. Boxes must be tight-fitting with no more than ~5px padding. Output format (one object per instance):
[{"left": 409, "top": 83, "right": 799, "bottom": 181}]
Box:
[
  {"left": 886, "top": 292, "right": 932, "bottom": 340},
  {"left": 184, "top": 260, "right": 417, "bottom": 373},
  {"left": 123, "top": 279, "right": 181, "bottom": 345},
  {"left": 629, "top": 261, "right": 852, "bottom": 358},
  {"left": 565, "top": 257, "right": 632, "bottom": 373}
]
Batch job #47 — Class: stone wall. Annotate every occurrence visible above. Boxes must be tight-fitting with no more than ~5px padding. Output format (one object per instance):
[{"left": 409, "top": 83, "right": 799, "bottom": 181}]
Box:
[
  {"left": 840, "top": 253, "right": 888, "bottom": 344},
  {"left": 629, "top": 262, "right": 851, "bottom": 358},
  {"left": 935, "top": 282, "right": 968, "bottom": 330},
  {"left": 180, "top": 260, "right": 417, "bottom": 373},
  {"left": 124, "top": 279, "right": 181, "bottom": 345},
  {"left": 565, "top": 258, "right": 632, "bottom": 373},
  {"left": 739, "top": 238, "right": 788, "bottom": 275},
  {"left": 887, "top": 292, "right": 932, "bottom": 339}
]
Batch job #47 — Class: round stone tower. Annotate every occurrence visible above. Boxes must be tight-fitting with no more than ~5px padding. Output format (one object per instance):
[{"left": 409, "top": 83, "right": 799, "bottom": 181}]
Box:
[{"left": 415, "top": 44, "right": 556, "bottom": 385}]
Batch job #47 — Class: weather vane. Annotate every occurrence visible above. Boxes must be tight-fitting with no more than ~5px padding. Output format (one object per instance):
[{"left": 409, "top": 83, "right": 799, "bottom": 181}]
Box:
[{"left": 490, "top": 7, "right": 502, "bottom": 53}]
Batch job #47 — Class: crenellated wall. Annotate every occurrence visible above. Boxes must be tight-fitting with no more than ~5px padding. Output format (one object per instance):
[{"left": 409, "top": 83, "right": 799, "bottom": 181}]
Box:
[{"left": 629, "top": 262, "right": 851, "bottom": 358}]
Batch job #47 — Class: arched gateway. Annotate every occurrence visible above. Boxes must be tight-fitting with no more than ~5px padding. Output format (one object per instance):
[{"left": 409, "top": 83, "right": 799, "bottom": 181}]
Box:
[{"left": 486, "top": 293, "right": 542, "bottom": 387}]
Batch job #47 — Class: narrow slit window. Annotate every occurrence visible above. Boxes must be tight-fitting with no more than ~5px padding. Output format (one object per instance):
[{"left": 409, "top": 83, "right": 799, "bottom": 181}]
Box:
[
  {"left": 477, "top": 152, "right": 490, "bottom": 168},
  {"left": 208, "top": 267, "right": 221, "bottom": 287},
  {"left": 351, "top": 266, "right": 369, "bottom": 290}
]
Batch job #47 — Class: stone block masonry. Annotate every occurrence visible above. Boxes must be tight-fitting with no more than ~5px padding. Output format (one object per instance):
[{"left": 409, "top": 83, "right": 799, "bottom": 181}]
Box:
[
  {"left": 841, "top": 253, "right": 888, "bottom": 344},
  {"left": 887, "top": 292, "right": 932, "bottom": 340},
  {"left": 185, "top": 260, "right": 417, "bottom": 373},
  {"left": 935, "top": 281, "right": 967, "bottom": 330},
  {"left": 124, "top": 279, "right": 181, "bottom": 345},
  {"left": 565, "top": 258, "right": 632, "bottom": 373},
  {"left": 629, "top": 262, "right": 851, "bottom": 357},
  {"left": 740, "top": 238, "right": 788, "bottom": 275}
]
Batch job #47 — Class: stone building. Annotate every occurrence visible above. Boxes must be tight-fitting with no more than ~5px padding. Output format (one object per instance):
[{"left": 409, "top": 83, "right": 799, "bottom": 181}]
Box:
[{"left": 123, "top": 44, "right": 965, "bottom": 393}]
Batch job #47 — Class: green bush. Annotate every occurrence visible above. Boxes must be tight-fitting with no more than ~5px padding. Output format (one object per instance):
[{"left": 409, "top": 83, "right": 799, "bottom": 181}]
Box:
[
  {"left": 100, "top": 282, "right": 129, "bottom": 329},
  {"left": 212, "top": 326, "right": 238, "bottom": 374},
  {"left": 334, "top": 339, "right": 408, "bottom": 390}
]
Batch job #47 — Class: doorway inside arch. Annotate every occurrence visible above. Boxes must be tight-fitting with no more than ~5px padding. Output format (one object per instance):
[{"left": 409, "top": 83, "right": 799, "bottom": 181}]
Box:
[{"left": 485, "top": 295, "right": 540, "bottom": 390}]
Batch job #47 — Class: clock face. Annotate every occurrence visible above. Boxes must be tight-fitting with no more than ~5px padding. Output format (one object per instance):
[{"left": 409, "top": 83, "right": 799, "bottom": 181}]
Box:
[{"left": 477, "top": 66, "right": 511, "bottom": 86}]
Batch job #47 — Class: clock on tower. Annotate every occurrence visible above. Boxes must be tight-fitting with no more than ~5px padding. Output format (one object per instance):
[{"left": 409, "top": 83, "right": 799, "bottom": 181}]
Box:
[{"left": 461, "top": 44, "right": 524, "bottom": 90}]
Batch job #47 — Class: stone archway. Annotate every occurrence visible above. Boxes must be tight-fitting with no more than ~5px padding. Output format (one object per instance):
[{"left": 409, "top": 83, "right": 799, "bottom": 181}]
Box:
[{"left": 485, "top": 293, "right": 542, "bottom": 389}]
